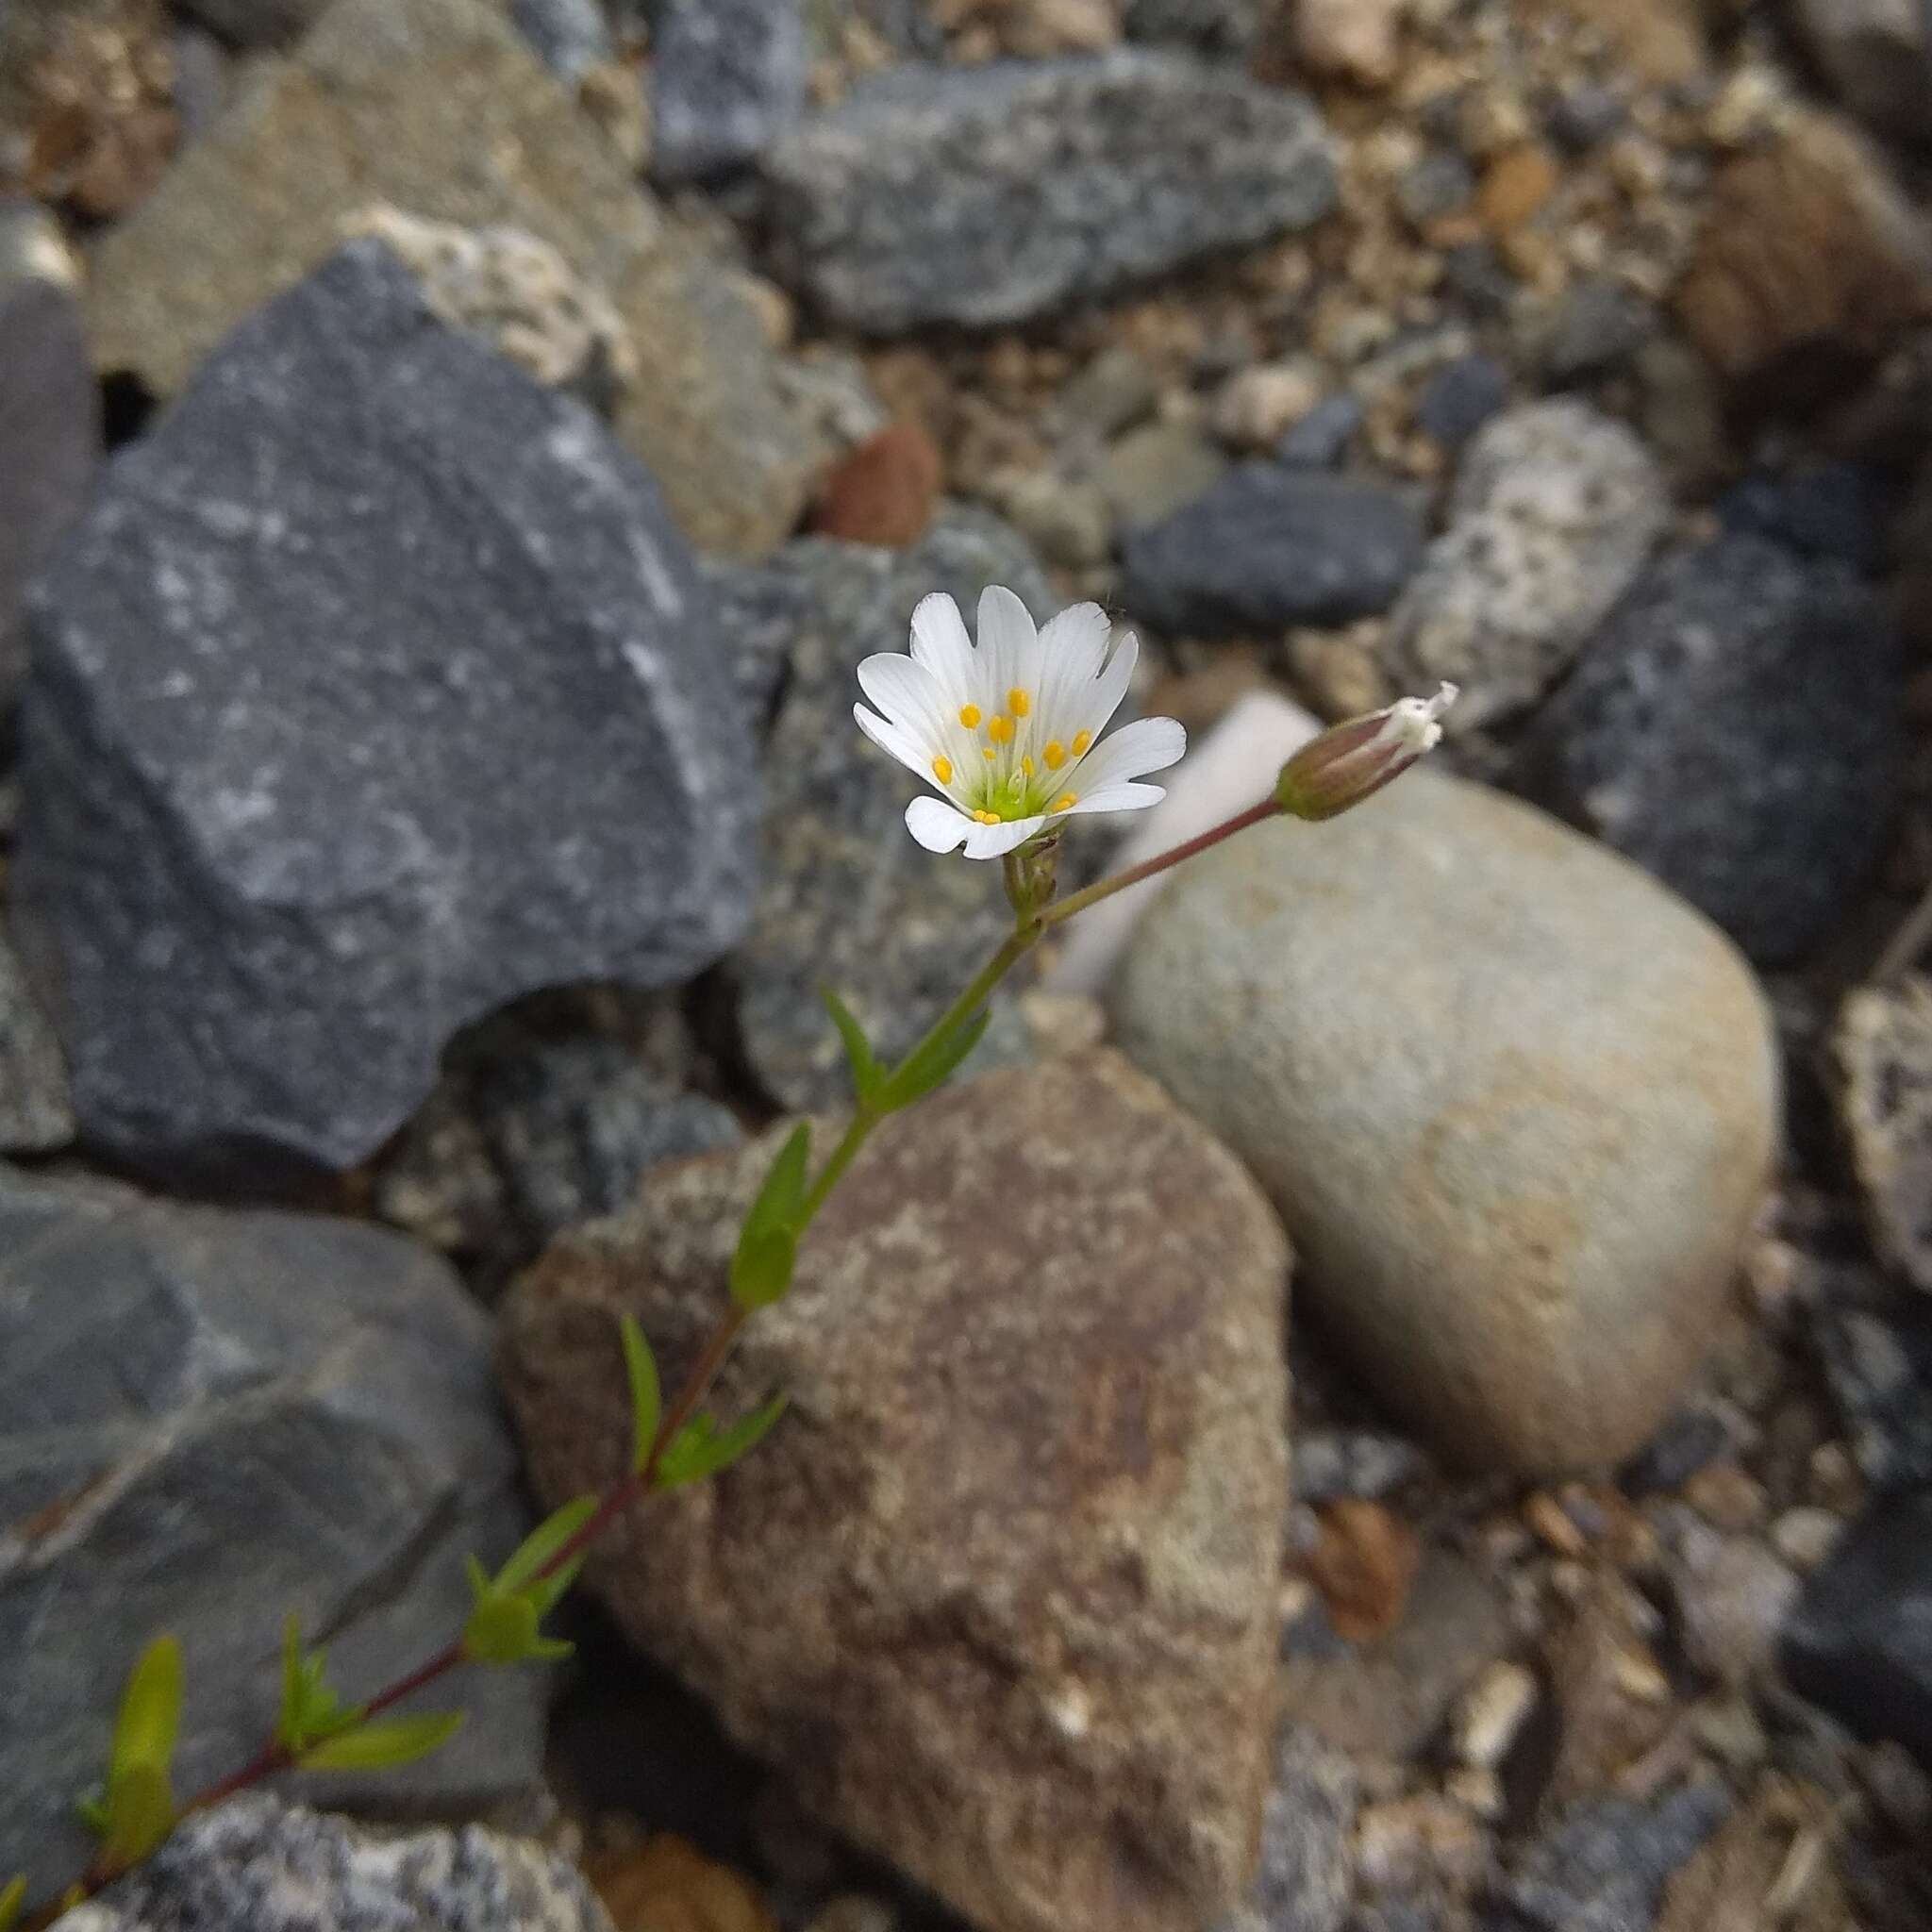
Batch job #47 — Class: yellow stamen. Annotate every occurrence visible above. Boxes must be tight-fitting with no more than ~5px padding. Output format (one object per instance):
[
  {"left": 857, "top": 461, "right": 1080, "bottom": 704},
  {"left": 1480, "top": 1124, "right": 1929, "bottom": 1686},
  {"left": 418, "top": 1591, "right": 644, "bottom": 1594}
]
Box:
[
  {"left": 987, "top": 713, "right": 1014, "bottom": 744},
  {"left": 1008, "top": 688, "right": 1031, "bottom": 717},
  {"left": 931, "top": 755, "right": 953, "bottom": 786},
  {"left": 1052, "top": 792, "right": 1077, "bottom": 813},
  {"left": 1072, "top": 729, "right": 1092, "bottom": 756},
  {"left": 1021, "top": 755, "right": 1035, "bottom": 777},
  {"left": 1043, "top": 741, "right": 1066, "bottom": 770},
  {"left": 982, "top": 746, "right": 997, "bottom": 760},
  {"left": 974, "top": 809, "right": 1001, "bottom": 824},
  {"left": 959, "top": 704, "right": 982, "bottom": 728}
]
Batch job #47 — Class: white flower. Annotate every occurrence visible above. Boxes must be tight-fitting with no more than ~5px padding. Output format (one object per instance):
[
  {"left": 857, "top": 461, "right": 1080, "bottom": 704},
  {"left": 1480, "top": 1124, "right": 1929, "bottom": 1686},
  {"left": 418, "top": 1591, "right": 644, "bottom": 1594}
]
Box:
[{"left": 853, "top": 588, "right": 1186, "bottom": 860}]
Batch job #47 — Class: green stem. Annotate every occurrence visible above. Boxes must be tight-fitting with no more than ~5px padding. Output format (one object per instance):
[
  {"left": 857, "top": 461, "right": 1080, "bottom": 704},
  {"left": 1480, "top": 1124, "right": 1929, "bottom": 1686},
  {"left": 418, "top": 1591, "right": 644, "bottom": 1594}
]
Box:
[{"left": 1041, "top": 797, "right": 1281, "bottom": 928}]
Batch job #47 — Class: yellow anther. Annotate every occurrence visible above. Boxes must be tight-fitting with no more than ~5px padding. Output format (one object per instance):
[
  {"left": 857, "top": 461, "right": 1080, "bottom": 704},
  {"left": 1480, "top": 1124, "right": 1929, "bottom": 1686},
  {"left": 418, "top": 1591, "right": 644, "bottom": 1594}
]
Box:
[
  {"left": 1043, "top": 741, "right": 1066, "bottom": 770},
  {"left": 931, "top": 755, "right": 953, "bottom": 786},
  {"left": 1052, "top": 792, "right": 1078, "bottom": 813},
  {"left": 958, "top": 704, "right": 982, "bottom": 729},
  {"left": 1021, "top": 755, "right": 1035, "bottom": 777},
  {"left": 1008, "top": 688, "right": 1031, "bottom": 717},
  {"left": 1072, "top": 729, "right": 1092, "bottom": 756},
  {"left": 974, "top": 809, "right": 1001, "bottom": 824},
  {"left": 982, "top": 745, "right": 997, "bottom": 760},
  {"left": 987, "top": 713, "right": 1014, "bottom": 744}
]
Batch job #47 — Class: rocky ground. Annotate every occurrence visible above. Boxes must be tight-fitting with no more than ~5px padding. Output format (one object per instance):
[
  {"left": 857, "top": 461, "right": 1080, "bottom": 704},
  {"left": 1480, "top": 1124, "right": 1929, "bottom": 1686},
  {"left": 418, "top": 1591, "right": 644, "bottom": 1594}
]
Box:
[{"left": 4, "top": 0, "right": 1932, "bottom": 1929}]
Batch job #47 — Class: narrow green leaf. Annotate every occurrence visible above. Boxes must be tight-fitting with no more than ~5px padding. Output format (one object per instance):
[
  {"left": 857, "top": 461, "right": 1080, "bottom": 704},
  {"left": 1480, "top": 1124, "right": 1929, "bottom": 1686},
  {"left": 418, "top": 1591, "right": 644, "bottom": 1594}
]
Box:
[
  {"left": 820, "top": 986, "right": 883, "bottom": 1102},
  {"left": 492, "top": 1494, "right": 599, "bottom": 1596},
  {"left": 880, "top": 1007, "right": 991, "bottom": 1110},
  {"left": 110, "top": 1636, "right": 183, "bottom": 1788},
  {"left": 464, "top": 1553, "right": 492, "bottom": 1602},
  {"left": 0, "top": 1873, "right": 25, "bottom": 1932},
  {"left": 462, "top": 1591, "right": 541, "bottom": 1666},
  {"left": 742, "top": 1124, "right": 810, "bottom": 1244},
  {"left": 656, "top": 1393, "right": 789, "bottom": 1488},
  {"left": 99, "top": 1763, "right": 174, "bottom": 1869},
  {"left": 525, "top": 1553, "right": 587, "bottom": 1622},
  {"left": 297, "top": 1710, "right": 465, "bottom": 1773},
  {"left": 729, "top": 1225, "right": 797, "bottom": 1311},
  {"left": 620, "top": 1314, "right": 661, "bottom": 1475}
]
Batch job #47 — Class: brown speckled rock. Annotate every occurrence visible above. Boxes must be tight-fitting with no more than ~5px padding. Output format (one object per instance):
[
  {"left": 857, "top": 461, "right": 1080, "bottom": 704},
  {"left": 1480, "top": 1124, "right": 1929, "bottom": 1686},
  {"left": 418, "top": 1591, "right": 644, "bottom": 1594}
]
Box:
[
  {"left": 499, "top": 1051, "right": 1291, "bottom": 1932},
  {"left": 1109, "top": 771, "right": 1779, "bottom": 1477}
]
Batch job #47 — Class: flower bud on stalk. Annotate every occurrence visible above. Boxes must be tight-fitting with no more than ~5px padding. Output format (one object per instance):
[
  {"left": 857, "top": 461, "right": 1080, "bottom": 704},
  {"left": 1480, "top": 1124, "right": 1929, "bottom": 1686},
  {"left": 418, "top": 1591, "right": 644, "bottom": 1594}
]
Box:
[{"left": 1275, "top": 685, "right": 1457, "bottom": 822}]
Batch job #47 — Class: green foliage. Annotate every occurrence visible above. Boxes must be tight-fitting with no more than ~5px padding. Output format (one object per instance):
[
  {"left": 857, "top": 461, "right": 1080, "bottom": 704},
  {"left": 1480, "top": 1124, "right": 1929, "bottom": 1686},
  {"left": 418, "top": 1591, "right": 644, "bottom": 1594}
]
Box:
[
  {"left": 276, "top": 1616, "right": 359, "bottom": 1756},
  {"left": 80, "top": 1635, "right": 184, "bottom": 1869},
  {"left": 0, "top": 1874, "right": 24, "bottom": 1932},
  {"left": 821, "top": 985, "right": 884, "bottom": 1105},
  {"left": 620, "top": 1313, "right": 662, "bottom": 1474},
  {"left": 295, "top": 1711, "right": 465, "bottom": 1773},
  {"left": 655, "top": 1394, "right": 789, "bottom": 1488},
  {"left": 878, "top": 1007, "right": 990, "bottom": 1111},
  {"left": 729, "top": 1124, "right": 810, "bottom": 1311},
  {"left": 459, "top": 1495, "right": 596, "bottom": 1666}
]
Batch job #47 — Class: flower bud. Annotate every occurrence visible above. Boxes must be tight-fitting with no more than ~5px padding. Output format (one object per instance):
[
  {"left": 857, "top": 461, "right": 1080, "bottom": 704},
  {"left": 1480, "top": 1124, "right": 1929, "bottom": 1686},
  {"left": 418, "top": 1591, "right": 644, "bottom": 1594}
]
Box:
[{"left": 1274, "top": 684, "right": 1458, "bottom": 822}]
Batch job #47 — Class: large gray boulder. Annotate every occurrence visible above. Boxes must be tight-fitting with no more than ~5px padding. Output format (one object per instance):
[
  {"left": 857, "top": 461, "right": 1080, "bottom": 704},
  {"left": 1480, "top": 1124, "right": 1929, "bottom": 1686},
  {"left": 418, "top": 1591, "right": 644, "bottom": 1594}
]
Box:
[
  {"left": 0, "top": 1169, "right": 544, "bottom": 1902},
  {"left": 760, "top": 51, "right": 1337, "bottom": 332},
  {"left": 15, "top": 242, "right": 757, "bottom": 1179}
]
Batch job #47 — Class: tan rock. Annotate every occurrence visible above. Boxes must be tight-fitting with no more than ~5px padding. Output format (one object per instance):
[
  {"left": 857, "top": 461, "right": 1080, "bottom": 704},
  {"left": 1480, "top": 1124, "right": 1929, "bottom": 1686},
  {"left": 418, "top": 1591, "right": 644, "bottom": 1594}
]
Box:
[
  {"left": 1832, "top": 974, "right": 1932, "bottom": 1292},
  {"left": 1476, "top": 145, "right": 1560, "bottom": 238},
  {"left": 82, "top": 0, "right": 814, "bottom": 557},
  {"left": 1675, "top": 108, "right": 1932, "bottom": 398},
  {"left": 1295, "top": 0, "right": 1407, "bottom": 88},
  {"left": 1110, "top": 771, "right": 1778, "bottom": 1475},
  {"left": 500, "top": 1052, "right": 1291, "bottom": 1932},
  {"left": 1553, "top": 0, "right": 1709, "bottom": 86}
]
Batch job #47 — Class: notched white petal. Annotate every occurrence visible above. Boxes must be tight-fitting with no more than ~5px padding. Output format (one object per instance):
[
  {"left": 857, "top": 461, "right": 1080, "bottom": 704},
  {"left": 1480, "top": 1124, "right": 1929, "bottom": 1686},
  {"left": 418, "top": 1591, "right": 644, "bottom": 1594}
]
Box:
[
  {"left": 855, "top": 703, "right": 934, "bottom": 782},
  {"left": 906, "top": 795, "right": 974, "bottom": 853}
]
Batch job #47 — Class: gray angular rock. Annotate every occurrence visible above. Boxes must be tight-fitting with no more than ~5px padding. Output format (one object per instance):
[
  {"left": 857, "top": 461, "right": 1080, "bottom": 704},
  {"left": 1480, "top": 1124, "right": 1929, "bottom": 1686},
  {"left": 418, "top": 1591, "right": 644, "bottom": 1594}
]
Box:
[
  {"left": 500, "top": 1051, "right": 1291, "bottom": 1932},
  {"left": 85, "top": 0, "right": 814, "bottom": 558},
  {"left": 1412, "top": 355, "right": 1508, "bottom": 451},
  {"left": 1120, "top": 466, "right": 1423, "bottom": 636},
  {"left": 1383, "top": 399, "right": 1666, "bottom": 728},
  {"left": 1277, "top": 394, "right": 1365, "bottom": 470},
  {"left": 0, "top": 1170, "right": 543, "bottom": 1901},
  {"left": 652, "top": 0, "right": 808, "bottom": 184},
  {"left": 1517, "top": 535, "right": 1901, "bottom": 966},
  {"left": 1110, "top": 772, "right": 1778, "bottom": 1475},
  {"left": 1498, "top": 1787, "right": 1731, "bottom": 1932},
  {"left": 511, "top": 0, "right": 614, "bottom": 80},
  {"left": 1810, "top": 1277, "right": 1932, "bottom": 1490},
  {"left": 735, "top": 508, "right": 1054, "bottom": 1111},
  {"left": 760, "top": 52, "right": 1337, "bottom": 332},
  {"left": 61, "top": 1796, "right": 611, "bottom": 1932},
  {"left": 1219, "top": 1728, "right": 1357, "bottom": 1932},
  {"left": 0, "top": 934, "right": 72, "bottom": 1152},
  {"left": 15, "top": 242, "right": 757, "bottom": 1178},
  {"left": 0, "top": 278, "right": 99, "bottom": 717},
  {"left": 1783, "top": 1488, "right": 1932, "bottom": 1766}
]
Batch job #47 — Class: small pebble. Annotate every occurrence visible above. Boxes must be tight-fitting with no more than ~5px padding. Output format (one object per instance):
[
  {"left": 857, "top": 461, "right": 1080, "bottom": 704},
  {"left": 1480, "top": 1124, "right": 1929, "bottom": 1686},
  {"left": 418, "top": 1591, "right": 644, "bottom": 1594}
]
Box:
[
  {"left": 1453, "top": 1661, "right": 1540, "bottom": 1772},
  {"left": 1770, "top": 1507, "right": 1844, "bottom": 1573},
  {"left": 1276, "top": 391, "right": 1365, "bottom": 469}
]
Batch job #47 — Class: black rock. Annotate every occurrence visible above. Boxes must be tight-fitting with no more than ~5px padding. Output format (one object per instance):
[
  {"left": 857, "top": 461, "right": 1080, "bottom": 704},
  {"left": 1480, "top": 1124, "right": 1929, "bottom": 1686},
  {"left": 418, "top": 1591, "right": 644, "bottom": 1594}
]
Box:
[
  {"left": 174, "top": 0, "right": 326, "bottom": 49},
  {"left": 0, "top": 279, "right": 98, "bottom": 720},
  {"left": 759, "top": 52, "right": 1337, "bottom": 333},
  {"left": 652, "top": 0, "right": 808, "bottom": 185},
  {"left": 1811, "top": 1278, "right": 1932, "bottom": 1492},
  {"left": 1618, "top": 1397, "right": 1748, "bottom": 1497},
  {"left": 1124, "top": 0, "right": 1265, "bottom": 57},
  {"left": 1413, "top": 354, "right": 1509, "bottom": 451},
  {"left": 1276, "top": 392, "right": 1365, "bottom": 470},
  {"left": 1496, "top": 1786, "right": 1731, "bottom": 1932},
  {"left": 0, "top": 1168, "right": 544, "bottom": 1899},
  {"left": 1716, "top": 462, "right": 1888, "bottom": 575},
  {"left": 1517, "top": 535, "right": 1901, "bottom": 966},
  {"left": 1783, "top": 1489, "right": 1932, "bottom": 1767},
  {"left": 1121, "top": 465, "right": 1423, "bottom": 636},
  {"left": 15, "top": 242, "right": 758, "bottom": 1179},
  {"left": 736, "top": 508, "right": 1054, "bottom": 1110}
]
